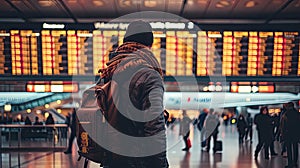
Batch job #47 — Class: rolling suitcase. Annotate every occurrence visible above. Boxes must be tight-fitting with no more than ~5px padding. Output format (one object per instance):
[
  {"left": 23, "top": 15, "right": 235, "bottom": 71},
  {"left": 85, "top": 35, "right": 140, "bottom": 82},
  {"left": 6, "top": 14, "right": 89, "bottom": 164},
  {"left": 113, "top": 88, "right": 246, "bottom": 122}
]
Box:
[{"left": 214, "top": 140, "right": 223, "bottom": 152}]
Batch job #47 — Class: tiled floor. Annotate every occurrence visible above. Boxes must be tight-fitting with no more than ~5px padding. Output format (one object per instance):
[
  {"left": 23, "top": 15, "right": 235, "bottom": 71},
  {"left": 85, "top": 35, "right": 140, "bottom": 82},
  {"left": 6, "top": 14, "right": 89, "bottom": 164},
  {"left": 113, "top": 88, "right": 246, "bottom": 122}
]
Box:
[{"left": 1, "top": 124, "right": 299, "bottom": 168}]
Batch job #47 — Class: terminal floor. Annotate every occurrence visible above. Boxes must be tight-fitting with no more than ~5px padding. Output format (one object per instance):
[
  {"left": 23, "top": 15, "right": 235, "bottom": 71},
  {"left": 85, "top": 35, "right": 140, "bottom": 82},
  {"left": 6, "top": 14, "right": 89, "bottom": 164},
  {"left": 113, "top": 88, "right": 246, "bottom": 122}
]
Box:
[{"left": 1, "top": 124, "right": 299, "bottom": 168}]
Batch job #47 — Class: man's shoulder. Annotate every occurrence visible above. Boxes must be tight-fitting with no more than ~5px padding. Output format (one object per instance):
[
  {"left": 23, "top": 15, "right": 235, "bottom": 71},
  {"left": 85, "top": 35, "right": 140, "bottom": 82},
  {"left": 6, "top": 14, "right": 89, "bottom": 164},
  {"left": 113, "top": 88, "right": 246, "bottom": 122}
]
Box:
[
  {"left": 136, "top": 67, "right": 160, "bottom": 76},
  {"left": 133, "top": 68, "right": 162, "bottom": 82}
]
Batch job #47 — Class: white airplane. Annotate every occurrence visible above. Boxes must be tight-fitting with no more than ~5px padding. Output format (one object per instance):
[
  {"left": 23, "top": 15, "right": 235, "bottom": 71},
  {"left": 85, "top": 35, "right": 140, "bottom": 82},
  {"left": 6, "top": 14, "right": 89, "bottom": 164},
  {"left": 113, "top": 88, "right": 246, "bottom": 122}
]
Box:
[{"left": 164, "top": 92, "right": 300, "bottom": 110}]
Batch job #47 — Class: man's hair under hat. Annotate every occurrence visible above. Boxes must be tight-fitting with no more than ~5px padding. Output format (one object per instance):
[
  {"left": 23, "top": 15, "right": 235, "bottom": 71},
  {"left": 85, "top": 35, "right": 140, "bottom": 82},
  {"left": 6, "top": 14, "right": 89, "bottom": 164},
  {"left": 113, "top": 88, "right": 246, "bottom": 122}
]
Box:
[{"left": 123, "top": 20, "right": 154, "bottom": 47}]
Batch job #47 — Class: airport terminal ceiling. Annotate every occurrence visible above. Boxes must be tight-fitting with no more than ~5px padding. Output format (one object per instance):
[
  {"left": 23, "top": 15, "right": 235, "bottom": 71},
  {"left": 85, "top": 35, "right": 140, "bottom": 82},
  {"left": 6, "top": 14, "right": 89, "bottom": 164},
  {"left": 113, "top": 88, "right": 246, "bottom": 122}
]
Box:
[{"left": 0, "top": 0, "right": 300, "bottom": 23}]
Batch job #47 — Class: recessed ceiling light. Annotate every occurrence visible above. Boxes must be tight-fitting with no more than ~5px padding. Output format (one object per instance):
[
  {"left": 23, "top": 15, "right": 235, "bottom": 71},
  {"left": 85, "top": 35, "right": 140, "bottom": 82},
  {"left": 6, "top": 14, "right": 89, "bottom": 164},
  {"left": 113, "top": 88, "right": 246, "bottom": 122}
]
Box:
[
  {"left": 187, "top": 0, "right": 194, "bottom": 5},
  {"left": 144, "top": 0, "right": 157, "bottom": 7},
  {"left": 119, "top": 0, "right": 131, "bottom": 7},
  {"left": 67, "top": 0, "right": 77, "bottom": 3},
  {"left": 38, "top": 0, "right": 54, "bottom": 7},
  {"left": 197, "top": 0, "right": 208, "bottom": 5},
  {"left": 216, "top": 0, "right": 231, "bottom": 8},
  {"left": 219, "top": 0, "right": 230, "bottom": 6},
  {"left": 245, "top": 0, "right": 257, "bottom": 8},
  {"left": 92, "top": 0, "right": 104, "bottom": 6},
  {"left": 216, "top": 3, "right": 224, "bottom": 8}
]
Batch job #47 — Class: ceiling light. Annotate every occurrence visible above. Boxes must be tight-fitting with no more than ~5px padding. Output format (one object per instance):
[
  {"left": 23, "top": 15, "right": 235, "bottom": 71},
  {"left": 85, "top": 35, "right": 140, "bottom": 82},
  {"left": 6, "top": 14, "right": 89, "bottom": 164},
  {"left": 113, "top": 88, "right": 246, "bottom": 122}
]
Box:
[
  {"left": 56, "top": 100, "right": 61, "bottom": 104},
  {"left": 245, "top": 0, "right": 257, "bottom": 8},
  {"left": 67, "top": 0, "right": 77, "bottom": 3},
  {"left": 119, "top": 0, "right": 131, "bottom": 7},
  {"left": 38, "top": 0, "right": 54, "bottom": 7},
  {"left": 216, "top": 3, "right": 224, "bottom": 8},
  {"left": 36, "top": 110, "right": 42, "bottom": 114},
  {"left": 144, "top": 0, "right": 157, "bottom": 7},
  {"left": 197, "top": 0, "right": 207, "bottom": 5},
  {"left": 92, "top": 0, "right": 104, "bottom": 6},
  {"left": 45, "top": 104, "right": 49, "bottom": 108},
  {"left": 187, "top": 0, "right": 194, "bottom": 5},
  {"left": 219, "top": 0, "right": 230, "bottom": 6},
  {"left": 216, "top": 0, "right": 231, "bottom": 8},
  {"left": 4, "top": 104, "right": 11, "bottom": 112}
]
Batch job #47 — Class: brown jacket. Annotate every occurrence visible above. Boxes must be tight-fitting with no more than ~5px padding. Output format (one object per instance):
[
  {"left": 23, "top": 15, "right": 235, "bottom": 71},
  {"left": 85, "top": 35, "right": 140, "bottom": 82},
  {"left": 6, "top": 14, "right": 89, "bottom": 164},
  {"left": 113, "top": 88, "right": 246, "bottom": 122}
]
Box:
[{"left": 103, "top": 42, "right": 168, "bottom": 168}]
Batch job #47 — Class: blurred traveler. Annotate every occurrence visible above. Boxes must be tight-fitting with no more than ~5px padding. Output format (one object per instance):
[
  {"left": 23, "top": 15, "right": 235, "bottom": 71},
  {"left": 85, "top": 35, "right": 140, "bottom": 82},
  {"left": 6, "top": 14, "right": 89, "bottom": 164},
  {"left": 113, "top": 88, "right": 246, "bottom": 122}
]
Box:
[
  {"left": 24, "top": 116, "right": 32, "bottom": 125},
  {"left": 245, "top": 113, "right": 253, "bottom": 143},
  {"left": 254, "top": 106, "right": 277, "bottom": 160},
  {"left": 64, "top": 108, "right": 76, "bottom": 154},
  {"left": 237, "top": 114, "right": 247, "bottom": 144},
  {"left": 180, "top": 110, "right": 192, "bottom": 151},
  {"left": 65, "top": 113, "right": 71, "bottom": 127},
  {"left": 33, "top": 116, "right": 43, "bottom": 125},
  {"left": 45, "top": 113, "right": 54, "bottom": 125},
  {"left": 203, "top": 109, "right": 220, "bottom": 153},
  {"left": 280, "top": 102, "right": 300, "bottom": 168},
  {"left": 279, "top": 103, "right": 288, "bottom": 156},
  {"left": 272, "top": 112, "right": 280, "bottom": 141},
  {"left": 45, "top": 113, "right": 55, "bottom": 140},
  {"left": 197, "top": 108, "right": 209, "bottom": 148}
]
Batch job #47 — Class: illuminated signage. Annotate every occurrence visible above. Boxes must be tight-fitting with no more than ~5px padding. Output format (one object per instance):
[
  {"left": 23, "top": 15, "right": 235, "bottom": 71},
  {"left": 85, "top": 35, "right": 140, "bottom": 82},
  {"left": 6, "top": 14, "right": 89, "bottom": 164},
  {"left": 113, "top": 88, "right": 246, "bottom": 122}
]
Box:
[
  {"left": 26, "top": 82, "right": 79, "bottom": 92},
  {"left": 94, "top": 22, "right": 194, "bottom": 30},
  {"left": 43, "top": 23, "right": 65, "bottom": 29}
]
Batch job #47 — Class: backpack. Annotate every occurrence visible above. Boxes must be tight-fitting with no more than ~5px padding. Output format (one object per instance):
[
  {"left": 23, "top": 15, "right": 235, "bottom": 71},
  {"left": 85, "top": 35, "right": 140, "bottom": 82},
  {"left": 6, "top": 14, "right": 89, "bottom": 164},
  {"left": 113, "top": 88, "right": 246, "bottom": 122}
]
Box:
[{"left": 76, "top": 79, "right": 111, "bottom": 168}]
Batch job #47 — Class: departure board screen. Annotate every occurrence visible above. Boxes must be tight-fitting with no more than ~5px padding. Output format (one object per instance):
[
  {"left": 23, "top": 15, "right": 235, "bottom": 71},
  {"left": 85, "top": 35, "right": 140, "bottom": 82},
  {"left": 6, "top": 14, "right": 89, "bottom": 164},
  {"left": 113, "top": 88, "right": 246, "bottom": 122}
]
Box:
[
  {"left": 41, "top": 30, "right": 66, "bottom": 75},
  {"left": 247, "top": 32, "right": 274, "bottom": 76},
  {"left": 196, "top": 31, "right": 222, "bottom": 76},
  {"left": 223, "top": 31, "right": 248, "bottom": 76},
  {"left": 0, "top": 30, "right": 10, "bottom": 75},
  {"left": 0, "top": 29, "right": 300, "bottom": 77},
  {"left": 166, "top": 31, "right": 194, "bottom": 76},
  {"left": 11, "top": 30, "right": 39, "bottom": 75},
  {"left": 273, "top": 32, "right": 299, "bottom": 76}
]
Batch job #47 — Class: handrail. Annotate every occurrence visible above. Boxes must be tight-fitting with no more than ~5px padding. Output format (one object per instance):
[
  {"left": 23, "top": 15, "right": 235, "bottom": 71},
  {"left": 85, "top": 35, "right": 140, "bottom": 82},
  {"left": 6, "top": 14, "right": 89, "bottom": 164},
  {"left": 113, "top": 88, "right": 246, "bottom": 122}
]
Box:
[
  {"left": 0, "top": 124, "right": 69, "bottom": 153},
  {"left": 0, "top": 124, "right": 68, "bottom": 128}
]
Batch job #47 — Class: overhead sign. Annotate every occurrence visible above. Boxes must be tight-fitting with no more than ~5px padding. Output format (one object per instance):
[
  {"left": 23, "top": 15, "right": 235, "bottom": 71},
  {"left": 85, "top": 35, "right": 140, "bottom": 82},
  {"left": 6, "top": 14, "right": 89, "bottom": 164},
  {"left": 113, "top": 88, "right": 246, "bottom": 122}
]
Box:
[{"left": 94, "top": 21, "right": 194, "bottom": 30}]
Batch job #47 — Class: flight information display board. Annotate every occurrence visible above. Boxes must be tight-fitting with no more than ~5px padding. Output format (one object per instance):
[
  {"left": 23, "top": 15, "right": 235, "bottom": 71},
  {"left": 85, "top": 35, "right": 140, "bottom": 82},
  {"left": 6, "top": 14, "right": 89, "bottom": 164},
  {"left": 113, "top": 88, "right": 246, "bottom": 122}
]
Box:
[
  {"left": 197, "top": 31, "right": 222, "bottom": 76},
  {"left": 0, "top": 29, "right": 300, "bottom": 77}
]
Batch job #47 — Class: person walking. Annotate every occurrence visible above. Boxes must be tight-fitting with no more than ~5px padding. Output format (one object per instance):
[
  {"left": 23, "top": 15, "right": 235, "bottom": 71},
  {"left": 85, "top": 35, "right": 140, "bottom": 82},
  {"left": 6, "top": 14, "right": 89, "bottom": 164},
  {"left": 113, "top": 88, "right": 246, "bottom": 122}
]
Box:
[
  {"left": 197, "top": 108, "right": 208, "bottom": 148},
  {"left": 280, "top": 102, "right": 300, "bottom": 168},
  {"left": 254, "top": 106, "right": 277, "bottom": 160},
  {"left": 180, "top": 110, "right": 192, "bottom": 151},
  {"left": 237, "top": 114, "right": 247, "bottom": 144},
  {"left": 245, "top": 113, "right": 253, "bottom": 143},
  {"left": 64, "top": 108, "right": 76, "bottom": 154},
  {"left": 98, "top": 20, "right": 168, "bottom": 168},
  {"left": 279, "top": 103, "right": 288, "bottom": 156},
  {"left": 203, "top": 109, "right": 220, "bottom": 153}
]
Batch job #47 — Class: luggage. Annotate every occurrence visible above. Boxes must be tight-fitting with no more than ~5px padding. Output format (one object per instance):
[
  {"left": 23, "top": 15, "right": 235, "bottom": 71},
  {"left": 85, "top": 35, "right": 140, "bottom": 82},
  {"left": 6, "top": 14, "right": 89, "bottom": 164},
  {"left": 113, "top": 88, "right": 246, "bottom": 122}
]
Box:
[
  {"left": 214, "top": 140, "right": 223, "bottom": 152},
  {"left": 187, "top": 138, "right": 192, "bottom": 148},
  {"left": 76, "top": 80, "right": 111, "bottom": 168},
  {"left": 201, "top": 140, "right": 206, "bottom": 148}
]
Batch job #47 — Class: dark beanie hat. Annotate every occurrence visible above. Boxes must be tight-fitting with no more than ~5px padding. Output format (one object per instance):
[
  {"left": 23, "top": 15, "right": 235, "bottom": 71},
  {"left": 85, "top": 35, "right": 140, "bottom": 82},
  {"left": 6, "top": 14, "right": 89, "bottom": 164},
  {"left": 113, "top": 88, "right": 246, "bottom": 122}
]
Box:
[{"left": 123, "top": 20, "right": 153, "bottom": 46}]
